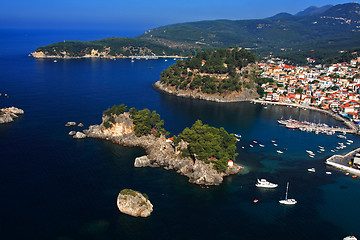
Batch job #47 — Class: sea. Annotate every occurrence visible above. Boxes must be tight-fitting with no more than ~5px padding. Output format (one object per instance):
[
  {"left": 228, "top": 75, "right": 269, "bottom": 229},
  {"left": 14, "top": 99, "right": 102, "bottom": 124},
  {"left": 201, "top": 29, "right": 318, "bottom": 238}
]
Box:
[{"left": 1, "top": 29, "right": 360, "bottom": 240}]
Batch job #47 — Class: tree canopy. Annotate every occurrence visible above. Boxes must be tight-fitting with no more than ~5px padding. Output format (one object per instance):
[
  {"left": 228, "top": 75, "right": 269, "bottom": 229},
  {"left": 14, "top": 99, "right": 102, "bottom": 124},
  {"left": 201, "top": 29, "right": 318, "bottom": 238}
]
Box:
[{"left": 177, "top": 120, "right": 238, "bottom": 172}]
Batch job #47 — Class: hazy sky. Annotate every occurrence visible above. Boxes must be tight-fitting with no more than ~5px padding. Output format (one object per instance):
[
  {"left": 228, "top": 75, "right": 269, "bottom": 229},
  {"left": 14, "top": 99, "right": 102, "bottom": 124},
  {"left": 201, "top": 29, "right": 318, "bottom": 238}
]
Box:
[{"left": 1, "top": 0, "right": 353, "bottom": 32}]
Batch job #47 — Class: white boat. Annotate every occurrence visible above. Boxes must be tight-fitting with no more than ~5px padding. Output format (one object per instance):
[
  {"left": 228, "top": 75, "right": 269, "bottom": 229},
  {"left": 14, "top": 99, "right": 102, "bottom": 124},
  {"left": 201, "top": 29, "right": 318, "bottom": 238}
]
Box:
[
  {"left": 234, "top": 134, "right": 241, "bottom": 138},
  {"left": 343, "top": 236, "right": 357, "bottom": 240},
  {"left": 326, "top": 171, "right": 332, "bottom": 175},
  {"left": 249, "top": 144, "right": 254, "bottom": 148},
  {"left": 277, "top": 150, "right": 283, "bottom": 154},
  {"left": 53, "top": 60, "right": 57, "bottom": 63},
  {"left": 306, "top": 150, "right": 314, "bottom": 155},
  {"left": 347, "top": 140, "right": 354, "bottom": 143},
  {"left": 338, "top": 134, "right": 347, "bottom": 139},
  {"left": 309, "top": 155, "right": 314, "bottom": 158},
  {"left": 279, "top": 182, "right": 297, "bottom": 205},
  {"left": 259, "top": 144, "right": 265, "bottom": 147},
  {"left": 274, "top": 143, "right": 278, "bottom": 147},
  {"left": 308, "top": 168, "right": 316, "bottom": 172},
  {"left": 255, "top": 179, "right": 278, "bottom": 188}
]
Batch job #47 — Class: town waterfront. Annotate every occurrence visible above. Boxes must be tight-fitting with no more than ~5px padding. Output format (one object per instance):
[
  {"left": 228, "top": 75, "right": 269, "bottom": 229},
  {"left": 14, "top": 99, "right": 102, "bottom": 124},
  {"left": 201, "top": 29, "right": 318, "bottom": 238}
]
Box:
[{"left": 1, "top": 29, "right": 360, "bottom": 239}]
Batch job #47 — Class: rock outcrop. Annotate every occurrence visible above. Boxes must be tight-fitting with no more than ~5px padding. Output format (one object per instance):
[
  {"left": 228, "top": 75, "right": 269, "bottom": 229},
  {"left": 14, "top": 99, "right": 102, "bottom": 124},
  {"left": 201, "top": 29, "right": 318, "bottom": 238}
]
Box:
[
  {"left": 117, "top": 189, "right": 153, "bottom": 217},
  {"left": 153, "top": 81, "right": 258, "bottom": 103},
  {"left": 84, "top": 112, "right": 242, "bottom": 186},
  {"left": 73, "top": 131, "right": 86, "bottom": 139},
  {"left": 65, "top": 122, "right": 76, "bottom": 127},
  {"left": 0, "top": 107, "right": 24, "bottom": 124}
]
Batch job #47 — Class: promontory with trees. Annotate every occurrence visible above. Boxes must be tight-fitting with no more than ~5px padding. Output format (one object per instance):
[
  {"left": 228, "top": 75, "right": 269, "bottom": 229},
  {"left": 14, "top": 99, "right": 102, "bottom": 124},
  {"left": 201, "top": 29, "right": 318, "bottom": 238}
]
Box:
[
  {"left": 84, "top": 104, "right": 242, "bottom": 185},
  {"left": 154, "top": 48, "right": 265, "bottom": 101}
]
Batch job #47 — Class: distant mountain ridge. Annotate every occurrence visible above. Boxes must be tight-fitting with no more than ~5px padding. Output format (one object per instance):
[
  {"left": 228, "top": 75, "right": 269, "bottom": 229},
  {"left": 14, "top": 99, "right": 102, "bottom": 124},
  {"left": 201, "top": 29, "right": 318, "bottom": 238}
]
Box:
[
  {"left": 295, "top": 5, "right": 333, "bottom": 16},
  {"left": 31, "top": 2, "right": 360, "bottom": 62}
]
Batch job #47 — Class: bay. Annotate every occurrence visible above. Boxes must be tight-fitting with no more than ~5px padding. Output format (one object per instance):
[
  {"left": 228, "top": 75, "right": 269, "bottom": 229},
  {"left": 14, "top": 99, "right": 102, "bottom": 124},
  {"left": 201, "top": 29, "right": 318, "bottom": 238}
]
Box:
[{"left": 1, "top": 29, "right": 359, "bottom": 240}]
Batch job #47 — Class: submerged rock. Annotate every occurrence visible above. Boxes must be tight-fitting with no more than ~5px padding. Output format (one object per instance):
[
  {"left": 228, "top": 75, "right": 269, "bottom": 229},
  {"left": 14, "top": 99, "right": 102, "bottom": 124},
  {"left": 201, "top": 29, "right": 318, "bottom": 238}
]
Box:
[
  {"left": 73, "top": 132, "right": 86, "bottom": 139},
  {"left": 117, "top": 189, "right": 153, "bottom": 217}
]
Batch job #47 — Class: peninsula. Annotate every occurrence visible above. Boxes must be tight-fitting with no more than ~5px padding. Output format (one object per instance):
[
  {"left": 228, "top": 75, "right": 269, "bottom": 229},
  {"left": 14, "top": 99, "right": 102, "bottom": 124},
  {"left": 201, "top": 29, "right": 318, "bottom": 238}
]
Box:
[
  {"left": 154, "top": 48, "right": 261, "bottom": 102},
  {"left": 83, "top": 104, "right": 242, "bottom": 185}
]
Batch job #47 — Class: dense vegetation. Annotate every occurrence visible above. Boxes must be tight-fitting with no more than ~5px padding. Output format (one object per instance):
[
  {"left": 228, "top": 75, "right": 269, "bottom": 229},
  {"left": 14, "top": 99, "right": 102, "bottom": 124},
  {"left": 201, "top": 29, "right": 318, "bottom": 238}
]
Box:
[
  {"left": 35, "top": 37, "right": 193, "bottom": 57},
  {"left": 34, "top": 3, "right": 360, "bottom": 63},
  {"left": 129, "top": 107, "right": 169, "bottom": 138},
  {"left": 139, "top": 3, "right": 360, "bottom": 60},
  {"left": 160, "top": 48, "right": 260, "bottom": 95},
  {"left": 102, "top": 104, "right": 169, "bottom": 138},
  {"left": 174, "top": 120, "right": 238, "bottom": 172}
]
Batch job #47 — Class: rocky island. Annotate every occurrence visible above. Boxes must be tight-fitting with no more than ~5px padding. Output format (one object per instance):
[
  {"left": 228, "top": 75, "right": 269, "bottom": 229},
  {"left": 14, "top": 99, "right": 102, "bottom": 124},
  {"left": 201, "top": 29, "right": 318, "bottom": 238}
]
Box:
[
  {"left": 84, "top": 104, "right": 242, "bottom": 185},
  {"left": 117, "top": 189, "right": 153, "bottom": 217},
  {"left": 153, "top": 48, "right": 261, "bottom": 102},
  {"left": 0, "top": 107, "right": 24, "bottom": 124}
]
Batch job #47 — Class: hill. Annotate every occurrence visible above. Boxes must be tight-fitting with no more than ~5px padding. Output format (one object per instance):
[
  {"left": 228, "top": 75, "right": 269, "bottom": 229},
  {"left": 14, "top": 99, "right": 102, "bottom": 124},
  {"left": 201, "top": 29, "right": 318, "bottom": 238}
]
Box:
[
  {"left": 30, "top": 3, "right": 360, "bottom": 62},
  {"left": 154, "top": 48, "right": 261, "bottom": 101}
]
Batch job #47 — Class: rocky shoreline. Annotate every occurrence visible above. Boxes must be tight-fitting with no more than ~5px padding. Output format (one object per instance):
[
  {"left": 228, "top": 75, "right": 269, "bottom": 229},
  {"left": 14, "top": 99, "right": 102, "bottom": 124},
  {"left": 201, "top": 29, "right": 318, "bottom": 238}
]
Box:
[
  {"left": 29, "top": 50, "right": 185, "bottom": 60},
  {"left": 153, "top": 81, "right": 258, "bottom": 103},
  {"left": 0, "top": 107, "right": 24, "bottom": 124},
  {"left": 83, "top": 113, "right": 242, "bottom": 186},
  {"left": 154, "top": 81, "right": 358, "bottom": 133}
]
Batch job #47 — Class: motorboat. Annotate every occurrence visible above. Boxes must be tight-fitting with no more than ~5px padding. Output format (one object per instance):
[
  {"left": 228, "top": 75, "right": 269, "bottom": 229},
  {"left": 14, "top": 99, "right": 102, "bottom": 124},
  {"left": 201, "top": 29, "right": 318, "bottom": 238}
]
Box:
[
  {"left": 255, "top": 179, "right": 278, "bottom": 188},
  {"left": 277, "top": 150, "right": 283, "bottom": 154},
  {"left": 308, "top": 168, "right": 316, "bottom": 172},
  {"left": 279, "top": 182, "right": 297, "bottom": 205}
]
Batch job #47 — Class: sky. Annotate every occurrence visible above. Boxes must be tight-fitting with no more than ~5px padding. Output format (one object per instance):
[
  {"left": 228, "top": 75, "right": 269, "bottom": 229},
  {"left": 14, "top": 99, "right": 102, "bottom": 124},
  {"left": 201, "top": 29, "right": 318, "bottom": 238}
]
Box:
[{"left": 0, "top": 0, "right": 354, "bottom": 33}]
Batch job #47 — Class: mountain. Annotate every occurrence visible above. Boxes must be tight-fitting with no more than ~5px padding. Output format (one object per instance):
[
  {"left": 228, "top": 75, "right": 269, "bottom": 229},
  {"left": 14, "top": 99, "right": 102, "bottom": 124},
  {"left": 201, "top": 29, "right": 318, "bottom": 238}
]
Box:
[
  {"left": 295, "top": 5, "right": 333, "bottom": 16},
  {"left": 31, "top": 3, "right": 360, "bottom": 62},
  {"left": 137, "top": 2, "right": 360, "bottom": 56}
]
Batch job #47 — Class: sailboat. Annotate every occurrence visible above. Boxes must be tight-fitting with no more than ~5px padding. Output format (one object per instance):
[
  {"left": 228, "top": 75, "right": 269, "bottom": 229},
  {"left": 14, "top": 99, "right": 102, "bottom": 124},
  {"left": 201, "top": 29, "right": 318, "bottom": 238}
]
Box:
[{"left": 279, "top": 182, "right": 297, "bottom": 205}]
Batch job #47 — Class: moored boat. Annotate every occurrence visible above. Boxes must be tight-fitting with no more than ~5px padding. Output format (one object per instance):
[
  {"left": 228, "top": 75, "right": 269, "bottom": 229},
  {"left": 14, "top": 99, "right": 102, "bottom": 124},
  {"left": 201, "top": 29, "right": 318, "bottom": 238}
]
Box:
[
  {"left": 256, "top": 179, "right": 278, "bottom": 188},
  {"left": 279, "top": 182, "right": 297, "bottom": 205}
]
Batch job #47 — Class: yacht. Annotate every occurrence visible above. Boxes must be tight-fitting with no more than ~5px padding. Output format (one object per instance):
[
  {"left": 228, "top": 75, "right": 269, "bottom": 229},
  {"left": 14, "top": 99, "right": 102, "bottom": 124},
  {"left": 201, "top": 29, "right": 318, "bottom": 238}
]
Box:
[
  {"left": 276, "top": 150, "right": 283, "bottom": 154},
  {"left": 326, "top": 171, "right": 332, "bottom": 175},
  {"left": 279, "top": 182, "right": 297, "bottom": 205},
  {"left": 234, "top": 134, "right": 241, "bottom": 138},
  {"left": 306, "top": 150, "right": 314, "bottom": 155},
  {"left": 255, "top": 179, "right": 278, "bottom": 188},
  {"left": 259, "top": 144, "right": 265, "bottom": 147}
]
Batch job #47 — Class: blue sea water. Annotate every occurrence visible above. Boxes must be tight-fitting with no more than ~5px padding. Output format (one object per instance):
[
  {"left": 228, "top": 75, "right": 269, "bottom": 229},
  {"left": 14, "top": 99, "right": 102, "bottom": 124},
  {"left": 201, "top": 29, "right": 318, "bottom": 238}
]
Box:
[{"left": 1, "top": 29, "right": 360, "bottom": 240}]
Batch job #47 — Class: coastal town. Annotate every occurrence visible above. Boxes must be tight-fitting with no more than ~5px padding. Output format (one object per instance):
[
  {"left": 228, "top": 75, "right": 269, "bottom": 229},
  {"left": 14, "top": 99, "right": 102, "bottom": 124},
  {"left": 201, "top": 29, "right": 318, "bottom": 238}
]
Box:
[{"left": 258, "top": 55, "right": 360, "bottom": 128}]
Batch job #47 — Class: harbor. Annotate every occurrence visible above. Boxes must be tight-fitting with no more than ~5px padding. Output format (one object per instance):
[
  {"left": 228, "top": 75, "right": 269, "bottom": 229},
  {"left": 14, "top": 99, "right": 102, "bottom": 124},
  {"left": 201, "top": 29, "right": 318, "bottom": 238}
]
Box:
[{"left": 277, "top": 118, "right": 356, "bottom": 135}]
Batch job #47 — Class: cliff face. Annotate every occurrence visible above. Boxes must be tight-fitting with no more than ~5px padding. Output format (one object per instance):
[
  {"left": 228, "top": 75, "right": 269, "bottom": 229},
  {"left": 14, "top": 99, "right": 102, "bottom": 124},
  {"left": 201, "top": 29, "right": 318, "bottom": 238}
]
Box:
[
  {"left": 29, "top": 48, "right": 117, "bottom": 59},
  {"left": 0, "top": 107, "right": 24, "bottom": 124},
  {"left": 84, "top": 113, "right": 242, "bottom": 185}
]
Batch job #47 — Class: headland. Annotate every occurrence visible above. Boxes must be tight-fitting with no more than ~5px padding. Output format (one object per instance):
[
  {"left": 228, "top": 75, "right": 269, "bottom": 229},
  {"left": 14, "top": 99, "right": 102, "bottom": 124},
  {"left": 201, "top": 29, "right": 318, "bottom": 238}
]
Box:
[{"left": 83, "top": 105, "right": 242, "bottom": 186}]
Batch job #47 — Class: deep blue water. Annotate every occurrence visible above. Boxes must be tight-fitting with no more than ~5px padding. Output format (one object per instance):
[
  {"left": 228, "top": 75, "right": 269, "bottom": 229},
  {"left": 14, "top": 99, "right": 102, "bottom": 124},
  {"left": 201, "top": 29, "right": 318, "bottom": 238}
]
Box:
[{"left": 1, "top": 29, "right": 360, "bottom": 240}]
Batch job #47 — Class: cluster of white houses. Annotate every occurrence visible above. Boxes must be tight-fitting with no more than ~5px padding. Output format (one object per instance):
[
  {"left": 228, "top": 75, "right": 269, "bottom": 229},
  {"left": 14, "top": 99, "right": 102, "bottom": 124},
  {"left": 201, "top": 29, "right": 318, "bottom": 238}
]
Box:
[{"left": 259, "top": 57, "right": 360, "bottom": 123}]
